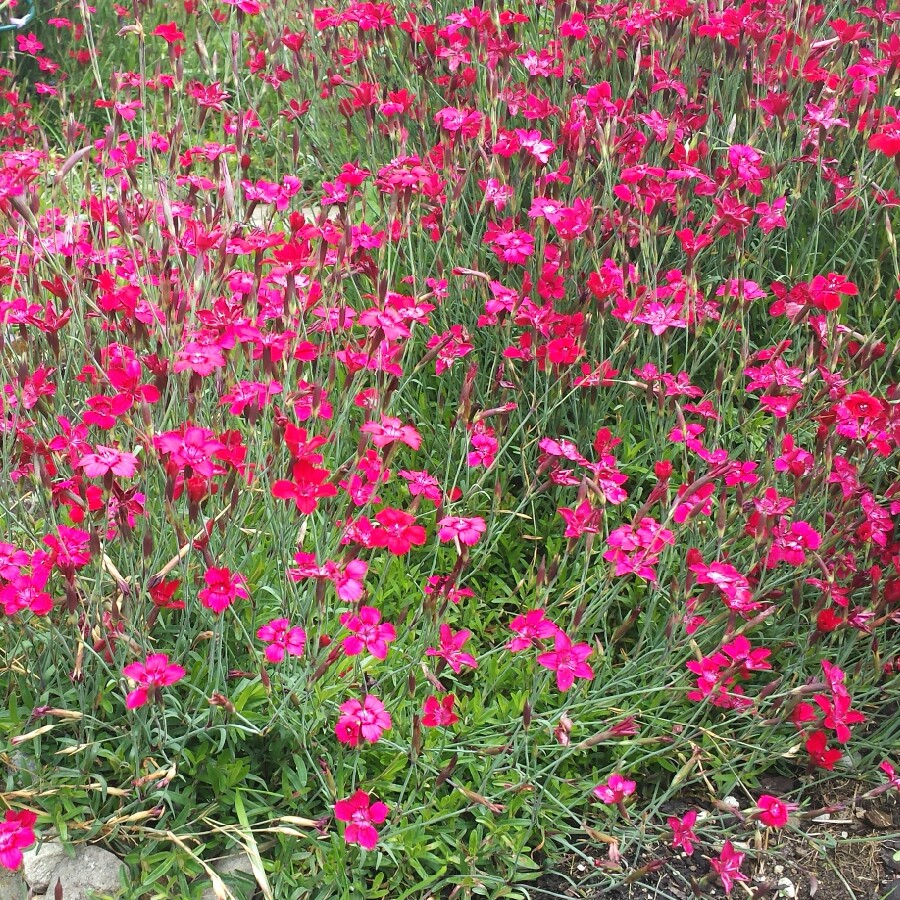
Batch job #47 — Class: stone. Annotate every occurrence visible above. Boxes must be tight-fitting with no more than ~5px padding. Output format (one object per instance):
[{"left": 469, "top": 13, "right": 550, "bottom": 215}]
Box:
[
  {"left": 0, "top": 869, "right": 26, "bottom": 900},
  {"left": 776, "top": 877, "right": 796, "bottom": 898},
  {"left": 199, "top": 851, "right": 256, "bottom": 900},
  {"left": 44, "top": 845, "right": 125, "bottom": 899},
  {"left": 23, "top": 840, "right": 68, "bottom": 893},
  {"left": 883, "top": 880, "right": 900, "bottom": 900}
]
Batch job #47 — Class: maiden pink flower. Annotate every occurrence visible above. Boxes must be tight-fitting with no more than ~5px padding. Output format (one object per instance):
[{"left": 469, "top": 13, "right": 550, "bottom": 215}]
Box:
[
  {"left": 668, "top": 809, "right": 698, "bottom": 854},
  {"left": 340, "top": 606, "right": 396, "bottom": 660},
  {"left": 256, "top": 618, "right": 306, "bottom": 663},
  {"left": 360, "top": 416, "right": 421, "bottom": 449},
  {"left": 422, "top": 694, "right": 459, "bottom": 727},
  {"left": 426, "top": 624, "right": 477, "bottom": 673},
  {"left": 592, "top": 774, "right": 636, "bottom": 805},
  {"left": 710, "top": 841, "right": 748, "bottom": 895},
  {"left": 198, "top": 567, "right": 249, "bottom": 614},
  {"left": 0, "top": 810, "right": 37, "bottom": 871},
  {"left": 334, "top": 791, "right": 388, "bottom": 850},
  {"left": 507, "top": 608, "right": 559, "bottom": 651},
  {"left": 77, "top": 446, "right": 139, "bottom": 478},
  {"left": 537, "top": 631, "right": 593, "bottom": 691},
  {"left": 437, "top": 516, "right": 486, "bottom": 546},
  {"left": 335, "top": 695, "right": 392, "bottom": 746},
  {"left": 755, "top": 794, "right": 798, "bottom": 828},
  {"left": 372, "top": 508, "right": 427, "bottom": 554},
  {"left": 123, "top": 654, "right": 186, "bottom": 709}
]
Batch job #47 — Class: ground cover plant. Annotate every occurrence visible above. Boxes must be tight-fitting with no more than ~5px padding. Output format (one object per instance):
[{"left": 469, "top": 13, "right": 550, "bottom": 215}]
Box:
[{"left": 0, "top": 0, "right": 900, "bottom": 896}]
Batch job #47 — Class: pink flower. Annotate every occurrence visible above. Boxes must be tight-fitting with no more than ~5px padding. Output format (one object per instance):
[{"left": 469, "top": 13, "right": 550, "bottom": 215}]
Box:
[
  {"left": 334, "top": 791, "right": 388, "bottom": 850},
  {"left": 507, "top": 609, "right": 559, "bottom": 652},
  {"left": 77, "top": 446, "right": 139, "bottom": 478},
  {"left": 756, "top": 795, "right": 798, "bottom": 828},
  {"left": 399, "top": 470, "right": 442, "bottom": 503},
  {"left": 668, "top": 810, "right": 698, "bottom": 855},
  {"left": 360, "top": 416, "right": 421, "bottom": 449},
  {"left": 422, "top": 694, "right": 459, "bottom": 727},
  {"left": 154, "top": 426, "right": 225, "bottom": 478},
  {"left": 198, "top": 567, "right": 248, "bottom": 614},
  {"left": 592, "top": 773, "right": 636, "bottom": 804},
  {"left": 340, "top": 606, "right": 396, "bottom": 660},
  {"left": 536, "top": 631, "right": 594, "bottom": 692},
  {"left": 332, "top": 559, "right": 368, "bottom": 602},
  {"left": 335, "top": 695, "right": 392, "bottom": 746},
  {"left": 256, "top": 618, "right": 306, "bottom": 663},
  {"left": 0, "top": 809, "right": 37, "bottom": 871},
  {"left": 558, "top": 501, "right": 603, "bottom": 538},
  {"left": 437, "top": 516, "right": 486, "bottom": 546},
  {"left": 710, "top": 841, "right": 748, "bottom": 895},
  {"left": 122, "top": 654, "right": 186, "bottom": 709},
  {"left": 426, "top": 624, "right": 478, "bottom": 673}
]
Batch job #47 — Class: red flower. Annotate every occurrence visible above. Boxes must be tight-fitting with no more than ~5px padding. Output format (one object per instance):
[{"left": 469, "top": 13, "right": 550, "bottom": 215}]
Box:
[
  {"left": 372, "top": 508, "right": 426, "bottom": 554},
  {"left": 422, "top": 694, "right": 459, "bottom": 727},
  {"left": 805, "top": 730, "right": 842, "bottom": 770},
  {"left": 152, "top": 22, "right": 185, "bottom": 43},
  {"left": 272, "top": 460, "right": 338, "bottom": 514},
  {"left": 333, "top": 791, "right": 388, "bottom": 850}
]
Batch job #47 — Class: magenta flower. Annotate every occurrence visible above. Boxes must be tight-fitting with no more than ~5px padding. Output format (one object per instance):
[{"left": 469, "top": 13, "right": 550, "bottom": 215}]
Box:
[
  {"left": 340, "top": 606, "right": 396, "bottom": 660},
  {"left": 507, "top": 609, "right": 559, "bottom": 652},
  {"left": 592, "top": 773, "right": 636, "bottom": 805},
  {"left": 426, "top": 624, "right": 478, "bottom": 673},
  {"left": 755, "top": 795, "right": 798, "bottom": 828},
  {"left": 0, "top": 809, "right": 37, "bottom": 871},
  {"left": 710, "top": 841, "right": 748, "bottom": 895},
  {"left": 122, "top": 654, "right": 186, "bottom": 709},
  {"left": 437, "top": 516, "right": 486, "bottom": 546},
  {"left": 198, "top": 566, "right": 248, "bottom": 614},
  {"left": 536, "top": 631, "right": 594, "bottom": 691},
  {"left": 154, "top": 426, "right": 225, "bottom": 477},
  {"left": 256, "top": 618, "right": 306, "bottom": 663},
  {"left": 333, "top": 791, "right": 388, "bottom": 850},
  {"left": 668, "top": 810, "right": 698, "bottom": 855},
  {"left": 335, "top": 695, "right": 392, "bottom": 746},
  {"left": 879, "top": 760, "right": 900, "bottom": 793}
]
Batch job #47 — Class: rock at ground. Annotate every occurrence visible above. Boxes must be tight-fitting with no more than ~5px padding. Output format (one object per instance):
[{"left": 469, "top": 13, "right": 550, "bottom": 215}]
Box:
[
  {"left": 884, "top": 880, "right": 900, "bottom": 900},
  {"left": 43, "top": 845, "right": 125, "bottom": 899},
  {"left": 199, "top": 851, "right": 256, "bottom": 900},
  {"left": 23, "top": 841, "right": 69, "bottom": 893},
  {"left": 0, "top": 869, "right": 26, "bottom": 900}
]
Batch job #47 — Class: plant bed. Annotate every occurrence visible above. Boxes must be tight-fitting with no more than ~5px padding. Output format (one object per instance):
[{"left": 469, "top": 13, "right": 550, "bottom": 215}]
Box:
[{"left": 0, "top": 0, "right": 899, "bottom": 897}]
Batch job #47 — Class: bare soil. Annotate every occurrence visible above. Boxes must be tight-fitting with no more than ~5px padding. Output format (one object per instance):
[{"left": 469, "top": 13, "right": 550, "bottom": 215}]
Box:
[{"left": 533, "top": 780, "right": 900, "bottom": 900}]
